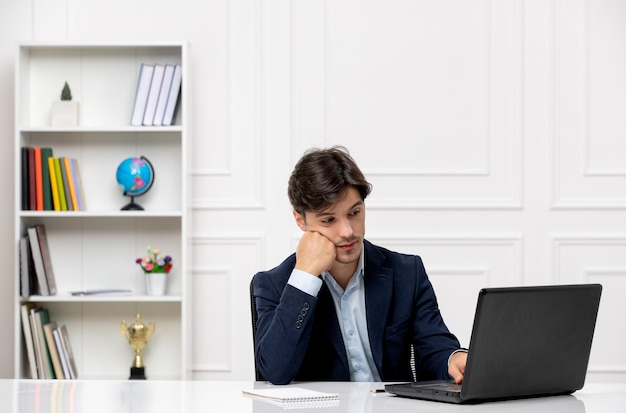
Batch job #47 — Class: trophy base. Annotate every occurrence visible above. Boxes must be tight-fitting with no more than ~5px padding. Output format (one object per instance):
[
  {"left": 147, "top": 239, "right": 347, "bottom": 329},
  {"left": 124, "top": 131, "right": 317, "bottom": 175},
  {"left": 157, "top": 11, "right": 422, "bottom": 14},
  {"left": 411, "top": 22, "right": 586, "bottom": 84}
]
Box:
[{"left": 129, "top": 367, "right": 146, "bottom": 380}]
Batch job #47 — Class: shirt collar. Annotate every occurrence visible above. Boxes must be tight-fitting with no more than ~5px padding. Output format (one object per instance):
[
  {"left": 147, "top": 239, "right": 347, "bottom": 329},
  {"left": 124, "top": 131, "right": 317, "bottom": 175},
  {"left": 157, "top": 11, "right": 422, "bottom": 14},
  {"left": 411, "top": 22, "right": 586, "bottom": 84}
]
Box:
[{"left": 321, "top": 245, "right": 366, "bottom": 288}]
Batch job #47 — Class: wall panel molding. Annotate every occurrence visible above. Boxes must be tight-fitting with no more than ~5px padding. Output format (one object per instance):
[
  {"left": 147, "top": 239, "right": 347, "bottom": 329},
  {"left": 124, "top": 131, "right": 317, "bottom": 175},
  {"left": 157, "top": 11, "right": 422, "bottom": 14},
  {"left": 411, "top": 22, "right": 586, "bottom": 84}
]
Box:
[
  {"left": 552, "top": 0, "right": 626, "bottom": 209},
  {"left": 190, "top": 236, "right": 263, "bottom": 375},
  {"left": 191, "top": 0, "right": 265, "bottom": 211},
  {"left": 552, "top": 236, "right": 626, "bottom": 374},
  {"left": 291, "top": 0, "right": 523, "bottom": 209}
]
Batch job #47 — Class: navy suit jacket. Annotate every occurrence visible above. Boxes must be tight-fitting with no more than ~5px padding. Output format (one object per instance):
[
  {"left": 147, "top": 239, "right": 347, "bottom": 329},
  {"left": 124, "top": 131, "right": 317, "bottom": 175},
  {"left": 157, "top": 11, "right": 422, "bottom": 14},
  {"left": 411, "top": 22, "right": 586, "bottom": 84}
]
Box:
[{"left": 252, "top": 240, "right": 461, "bottom": 385}]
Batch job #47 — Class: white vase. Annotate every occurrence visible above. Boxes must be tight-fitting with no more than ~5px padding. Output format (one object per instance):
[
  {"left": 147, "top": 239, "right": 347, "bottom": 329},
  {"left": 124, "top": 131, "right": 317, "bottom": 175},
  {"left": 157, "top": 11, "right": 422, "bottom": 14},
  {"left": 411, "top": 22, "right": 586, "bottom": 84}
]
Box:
[
  {"left": 51, "top": 101, "right": 80, "bottom": 127},
  {"left": 145, "top": 272, "right": 167, "bottom": 296}
]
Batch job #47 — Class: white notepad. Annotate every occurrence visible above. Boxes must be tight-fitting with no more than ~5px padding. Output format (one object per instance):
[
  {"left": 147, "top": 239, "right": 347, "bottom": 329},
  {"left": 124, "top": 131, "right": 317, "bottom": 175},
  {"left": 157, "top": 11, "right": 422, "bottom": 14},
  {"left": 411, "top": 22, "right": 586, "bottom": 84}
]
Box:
[{"left": 242, "top": 386, "right": 340, "bottom": 404}]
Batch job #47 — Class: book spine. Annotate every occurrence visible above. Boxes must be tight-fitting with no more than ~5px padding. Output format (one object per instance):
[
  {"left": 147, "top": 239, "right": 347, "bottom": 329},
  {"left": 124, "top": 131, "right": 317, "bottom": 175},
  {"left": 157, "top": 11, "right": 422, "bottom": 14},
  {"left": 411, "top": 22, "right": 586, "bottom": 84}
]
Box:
[
  {"left": 59, "top": 325, "right": 78, "bottom": 379},
  {"left": 41, "top": 148, "right": 54, "bottom": 210},
  {"left": 21, "top": 147, "right": 30, "bottom": 210},
  {"left": 48, "top": 157, "right": 60, "bottom": 211},
  {"left": 162, "top": 64, "right": 182, "bottom": 126},
  {"left": 153, "top": 64, "right": 175, "bottom": 126},
  {"left": 130, "top": 64, "right": 155, "bottom": 126},
  {"left": 34, "top": 147, "right": 43, "bottom": 210},
  {"left": 53, "top": 158, "right": 68, "bottom": 211},
  {"left": 19, "top": 236, "right": 30, "bottom": 297},
  {"left": 143, "top": 64, "right": 165, "bottom": 126},
  {"left": 29, "top": 308, "right": 44, "bottom": 378},
  {"left": 35, "top": 309, "right": 55, "bottom": 379},
  {"left": 63, "top": 157, "right": 79, "bottom": 211},
  {"left": 28, "top": 148, "right": 36, "bottom": 210},
  {"left": 20, "top": 303, "right": 39, "bottom": 379},
  {"left": 52, "top": 327, "right": 71, "bottom": 379},
  {"left": 68, "top": 159, "right": 85, "bottom": 211},
  {"left": 60, "top": 157, "right": 73, "bottom": 211},
  {"left": 36, "top": 225, "right": 57, "bottom": 295},
  {"left": 44, "top": 322, "right": 65, "bottom": 379},
  {"left": 27, "top": 226, "right": 49, "bottom": 296}
]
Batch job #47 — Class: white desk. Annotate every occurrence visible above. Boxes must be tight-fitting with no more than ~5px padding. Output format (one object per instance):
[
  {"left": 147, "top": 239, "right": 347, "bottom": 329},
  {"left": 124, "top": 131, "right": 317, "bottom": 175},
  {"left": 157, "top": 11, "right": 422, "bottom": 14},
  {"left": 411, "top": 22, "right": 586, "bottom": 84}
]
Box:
[{"left": 3, "top": 380, "right": 625, "bottom": 412}]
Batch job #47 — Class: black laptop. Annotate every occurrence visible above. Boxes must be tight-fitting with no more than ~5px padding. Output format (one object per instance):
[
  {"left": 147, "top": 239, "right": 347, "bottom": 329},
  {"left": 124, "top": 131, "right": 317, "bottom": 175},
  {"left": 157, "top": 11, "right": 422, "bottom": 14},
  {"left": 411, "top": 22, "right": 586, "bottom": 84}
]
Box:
[{"left": 385, "top": 283, "right": 602, "bottom": 404}]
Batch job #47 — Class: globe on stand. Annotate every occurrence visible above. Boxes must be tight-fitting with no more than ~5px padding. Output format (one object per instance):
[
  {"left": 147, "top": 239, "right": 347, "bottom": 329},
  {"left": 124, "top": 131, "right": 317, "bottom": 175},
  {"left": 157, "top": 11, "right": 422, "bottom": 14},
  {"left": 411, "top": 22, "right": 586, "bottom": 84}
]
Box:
[{"left": 116, "top": 156, "right": 154, "bottom": 210}]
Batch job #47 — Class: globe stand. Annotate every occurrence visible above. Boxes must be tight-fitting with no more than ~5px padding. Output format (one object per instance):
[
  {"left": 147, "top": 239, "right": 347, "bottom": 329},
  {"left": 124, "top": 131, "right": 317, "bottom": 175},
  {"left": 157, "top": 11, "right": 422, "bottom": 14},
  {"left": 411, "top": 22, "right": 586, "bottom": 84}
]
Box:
[{"left": 121, "top": 196, "right": 144, "bottom": 211}]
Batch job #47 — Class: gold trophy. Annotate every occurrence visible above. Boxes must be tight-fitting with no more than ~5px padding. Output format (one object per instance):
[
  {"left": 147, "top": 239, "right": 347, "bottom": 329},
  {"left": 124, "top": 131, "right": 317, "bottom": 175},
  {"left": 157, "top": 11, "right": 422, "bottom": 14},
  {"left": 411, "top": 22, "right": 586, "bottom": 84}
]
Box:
[{"left": 121, "top": 313, "right": 155, "bottom": 380}]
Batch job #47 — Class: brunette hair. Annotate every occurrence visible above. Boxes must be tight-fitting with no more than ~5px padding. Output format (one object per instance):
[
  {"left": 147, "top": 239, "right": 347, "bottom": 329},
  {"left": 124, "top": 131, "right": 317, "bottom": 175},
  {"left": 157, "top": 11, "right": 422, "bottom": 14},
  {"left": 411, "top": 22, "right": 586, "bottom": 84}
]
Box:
[{"left": 288, "top": 146, "right": 372, "bottom": 214}]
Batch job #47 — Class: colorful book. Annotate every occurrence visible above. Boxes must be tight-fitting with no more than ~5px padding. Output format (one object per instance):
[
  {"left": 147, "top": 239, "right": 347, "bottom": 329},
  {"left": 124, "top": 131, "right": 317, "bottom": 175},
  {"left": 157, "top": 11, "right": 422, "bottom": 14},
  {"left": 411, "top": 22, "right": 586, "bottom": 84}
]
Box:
[
  {"left": 43, "top": 321, "right": 65, "bottom": 379},
  {"left": 28, "top": 148, "right": 36, "bottom": 210},
  {"left": 48, "top": 157, "right": 60, "bottom": 211},
  {"left": 53, "top": 158, "right": 68, "bottom": 211},
  {"left": 59, "top": 157, "right": 73, "bottom": 211},
  {"left": 41, "top": 148, "right": 54, "bottom": 210},
  {"left": 69, "top": 158, "right": 86, "bottom": 211},
  {"left": 63, "top": 157, "right": 79, "bottom": 211},
  {"left": 34, "top": 308, "right": 55, "bottom": 379},
  {"left": 21, "top": 147, "right": 30, "bottom": 210},
  {"left": 34, "top": 147, "right": 43, "bottom": 210}
]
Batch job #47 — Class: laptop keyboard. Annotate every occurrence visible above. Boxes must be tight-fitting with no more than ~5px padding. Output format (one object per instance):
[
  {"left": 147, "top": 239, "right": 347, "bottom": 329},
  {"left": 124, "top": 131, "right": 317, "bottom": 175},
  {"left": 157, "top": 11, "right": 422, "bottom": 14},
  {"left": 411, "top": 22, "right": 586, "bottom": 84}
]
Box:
[{"left": 415, "top": 382, "right": 462, "bottom": 393}]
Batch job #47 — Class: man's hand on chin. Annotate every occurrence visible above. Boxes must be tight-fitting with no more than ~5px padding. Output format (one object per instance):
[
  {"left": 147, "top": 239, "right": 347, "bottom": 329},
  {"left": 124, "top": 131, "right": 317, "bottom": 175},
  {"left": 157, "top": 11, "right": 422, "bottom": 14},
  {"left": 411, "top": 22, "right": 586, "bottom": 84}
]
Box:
[{"left": 295, "top": 231, "right": 336, "bottom": 276}]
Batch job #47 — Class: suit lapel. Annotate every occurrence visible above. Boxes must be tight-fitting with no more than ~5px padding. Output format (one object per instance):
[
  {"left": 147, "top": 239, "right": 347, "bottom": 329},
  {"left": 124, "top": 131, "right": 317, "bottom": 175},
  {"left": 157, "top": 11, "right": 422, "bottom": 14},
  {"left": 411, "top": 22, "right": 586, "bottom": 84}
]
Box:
[
  {"left": 316, "top": 283, "right": 351, "bottom": 377},
  {"left": 363, "top": 242, "right": 393, "bottom": 376}
]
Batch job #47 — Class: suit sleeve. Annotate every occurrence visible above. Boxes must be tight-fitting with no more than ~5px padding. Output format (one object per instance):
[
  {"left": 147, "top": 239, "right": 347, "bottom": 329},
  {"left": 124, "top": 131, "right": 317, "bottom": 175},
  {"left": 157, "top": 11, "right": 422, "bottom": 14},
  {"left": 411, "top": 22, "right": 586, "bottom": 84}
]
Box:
[
  {"left": 253, "top": 269, "right": 319, "bottom": 384},
  {"left": 411, "top": 256, "right": 462, "bottom": 380}
]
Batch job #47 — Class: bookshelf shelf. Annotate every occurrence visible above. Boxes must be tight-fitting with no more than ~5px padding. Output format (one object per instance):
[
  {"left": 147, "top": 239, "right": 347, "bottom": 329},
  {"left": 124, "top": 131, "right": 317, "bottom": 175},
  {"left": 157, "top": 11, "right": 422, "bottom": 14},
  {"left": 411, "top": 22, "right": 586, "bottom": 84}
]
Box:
[
  {"left": 14, "top": 43, "right": 189, "bottom": 380},
  {"left": 21, "top": 126, "right": 183, "bottom": 133},
  {"left": 25, "top": 295, "right": 183, "bottom": 303},
  {"left": 19, "top": 211, "right": 184, "bottom": 218}
]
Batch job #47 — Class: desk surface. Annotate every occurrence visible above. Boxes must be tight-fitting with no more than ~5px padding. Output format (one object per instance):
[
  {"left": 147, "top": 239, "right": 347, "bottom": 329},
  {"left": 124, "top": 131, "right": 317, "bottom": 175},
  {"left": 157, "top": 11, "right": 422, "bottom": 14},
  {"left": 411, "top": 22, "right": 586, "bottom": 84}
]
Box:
[{"left": 3, "top": 379, "right": 625, "bottom": 412}]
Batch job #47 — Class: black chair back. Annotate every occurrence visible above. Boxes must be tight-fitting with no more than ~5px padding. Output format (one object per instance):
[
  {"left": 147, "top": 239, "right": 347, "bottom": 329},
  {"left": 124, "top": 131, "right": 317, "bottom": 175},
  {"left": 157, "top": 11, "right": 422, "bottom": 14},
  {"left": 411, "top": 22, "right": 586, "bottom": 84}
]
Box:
[{"left": 250, "top": 279, "right": 265, "bottom": 381}]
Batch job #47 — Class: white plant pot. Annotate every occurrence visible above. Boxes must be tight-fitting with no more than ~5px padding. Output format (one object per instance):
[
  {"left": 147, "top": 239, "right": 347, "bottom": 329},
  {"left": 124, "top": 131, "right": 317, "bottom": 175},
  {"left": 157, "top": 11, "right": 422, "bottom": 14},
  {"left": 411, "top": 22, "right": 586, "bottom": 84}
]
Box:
[
  {"left": 145, "top": 272, "right": 167, "bottom": 296},
  {"left": 51, "top": 101, "right": 80, "bottom": 127}
]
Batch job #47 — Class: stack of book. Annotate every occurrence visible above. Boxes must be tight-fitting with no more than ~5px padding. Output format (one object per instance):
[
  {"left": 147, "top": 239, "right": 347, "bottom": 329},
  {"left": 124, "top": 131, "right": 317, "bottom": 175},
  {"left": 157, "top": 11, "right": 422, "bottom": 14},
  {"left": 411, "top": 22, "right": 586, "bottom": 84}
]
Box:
[
  {"left": 20, "top": 224, "right": 56, "bottom": 297},
  {"left": 130, "top": 63, "right": 182, "bottom": 126},
  {"left": 20, "top": 303, "right": 78, "bottom": 379},
  {"left": 20, "top": 147, "right": 86, "bottom": 211}
]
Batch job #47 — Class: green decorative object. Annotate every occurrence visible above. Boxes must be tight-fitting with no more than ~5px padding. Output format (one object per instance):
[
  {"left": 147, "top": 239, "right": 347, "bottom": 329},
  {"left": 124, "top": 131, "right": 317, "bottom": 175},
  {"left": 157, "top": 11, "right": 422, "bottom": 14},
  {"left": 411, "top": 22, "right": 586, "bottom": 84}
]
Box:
[{"left": 61, "top": 82, "right": 72, "bottom": 101}]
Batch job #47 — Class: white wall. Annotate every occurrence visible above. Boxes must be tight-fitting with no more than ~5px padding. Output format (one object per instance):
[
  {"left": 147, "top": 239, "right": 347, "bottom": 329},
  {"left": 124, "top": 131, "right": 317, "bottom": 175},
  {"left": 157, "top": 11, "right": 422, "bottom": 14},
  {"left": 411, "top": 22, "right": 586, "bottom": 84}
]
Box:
[{"left": 1, "top": 0, "right": 625, "bottom": 382}]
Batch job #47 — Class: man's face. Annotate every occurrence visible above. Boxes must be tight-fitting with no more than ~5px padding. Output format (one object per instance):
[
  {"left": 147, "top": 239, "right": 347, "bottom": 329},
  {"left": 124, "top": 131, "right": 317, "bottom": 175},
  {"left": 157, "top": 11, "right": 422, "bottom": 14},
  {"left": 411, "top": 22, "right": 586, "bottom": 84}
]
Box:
[{"left": 295, "top": 187, "right": 365, "bottom": 269}]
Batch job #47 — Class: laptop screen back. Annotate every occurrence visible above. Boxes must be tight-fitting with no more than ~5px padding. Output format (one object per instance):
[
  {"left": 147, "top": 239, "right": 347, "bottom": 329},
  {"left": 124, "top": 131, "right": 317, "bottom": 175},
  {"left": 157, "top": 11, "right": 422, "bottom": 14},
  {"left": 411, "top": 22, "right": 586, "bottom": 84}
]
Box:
[{"left": 461, "top": 284, "right": 602, "bottom": 401}]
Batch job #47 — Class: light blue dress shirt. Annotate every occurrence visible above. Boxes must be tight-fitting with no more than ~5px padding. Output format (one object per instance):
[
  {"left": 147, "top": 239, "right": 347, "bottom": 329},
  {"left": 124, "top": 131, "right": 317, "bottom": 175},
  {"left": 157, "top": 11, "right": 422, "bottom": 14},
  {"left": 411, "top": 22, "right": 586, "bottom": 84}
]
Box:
[{"left": 287, "top": 252, "right": 381, "bottom": 382}]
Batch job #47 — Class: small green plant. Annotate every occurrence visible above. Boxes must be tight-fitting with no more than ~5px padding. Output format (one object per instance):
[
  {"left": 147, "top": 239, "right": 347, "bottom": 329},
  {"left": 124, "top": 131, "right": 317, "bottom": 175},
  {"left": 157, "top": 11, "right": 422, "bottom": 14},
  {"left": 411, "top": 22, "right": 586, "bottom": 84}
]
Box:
[{"left": 61, "top": 82, "right": 72, "bottom": 101}]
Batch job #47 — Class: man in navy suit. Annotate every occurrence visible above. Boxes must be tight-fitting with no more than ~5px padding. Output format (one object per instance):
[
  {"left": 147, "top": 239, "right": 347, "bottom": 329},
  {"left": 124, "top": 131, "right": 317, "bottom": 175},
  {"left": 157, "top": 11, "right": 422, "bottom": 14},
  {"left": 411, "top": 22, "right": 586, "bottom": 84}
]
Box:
[{"left": 253, "top": 146, "right": 467, "bottom": 385}]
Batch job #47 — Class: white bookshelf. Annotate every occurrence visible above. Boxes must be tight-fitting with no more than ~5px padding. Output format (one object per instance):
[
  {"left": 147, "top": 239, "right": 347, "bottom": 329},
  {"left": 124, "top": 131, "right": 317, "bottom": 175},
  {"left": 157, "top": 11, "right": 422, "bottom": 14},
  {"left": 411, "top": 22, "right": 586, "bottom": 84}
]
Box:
[{"left": 13, "top": 43, "right": 189, "bottom": 380}]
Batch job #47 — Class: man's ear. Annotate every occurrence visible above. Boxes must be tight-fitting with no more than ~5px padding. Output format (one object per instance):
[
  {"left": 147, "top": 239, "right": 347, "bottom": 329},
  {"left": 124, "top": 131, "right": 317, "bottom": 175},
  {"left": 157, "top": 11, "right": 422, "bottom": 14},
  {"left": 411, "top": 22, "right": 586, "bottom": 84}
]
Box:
[{"left": 293, "top": 210, "right": 307, "bottom": 231}]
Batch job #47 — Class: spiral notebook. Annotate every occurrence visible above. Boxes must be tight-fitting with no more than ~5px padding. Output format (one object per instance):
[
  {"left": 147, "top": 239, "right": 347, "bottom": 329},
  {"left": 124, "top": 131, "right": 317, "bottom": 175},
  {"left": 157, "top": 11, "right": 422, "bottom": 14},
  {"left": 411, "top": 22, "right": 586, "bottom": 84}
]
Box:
[{"left": 242, "top": 387, "right": 340, "bottom": 408}]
